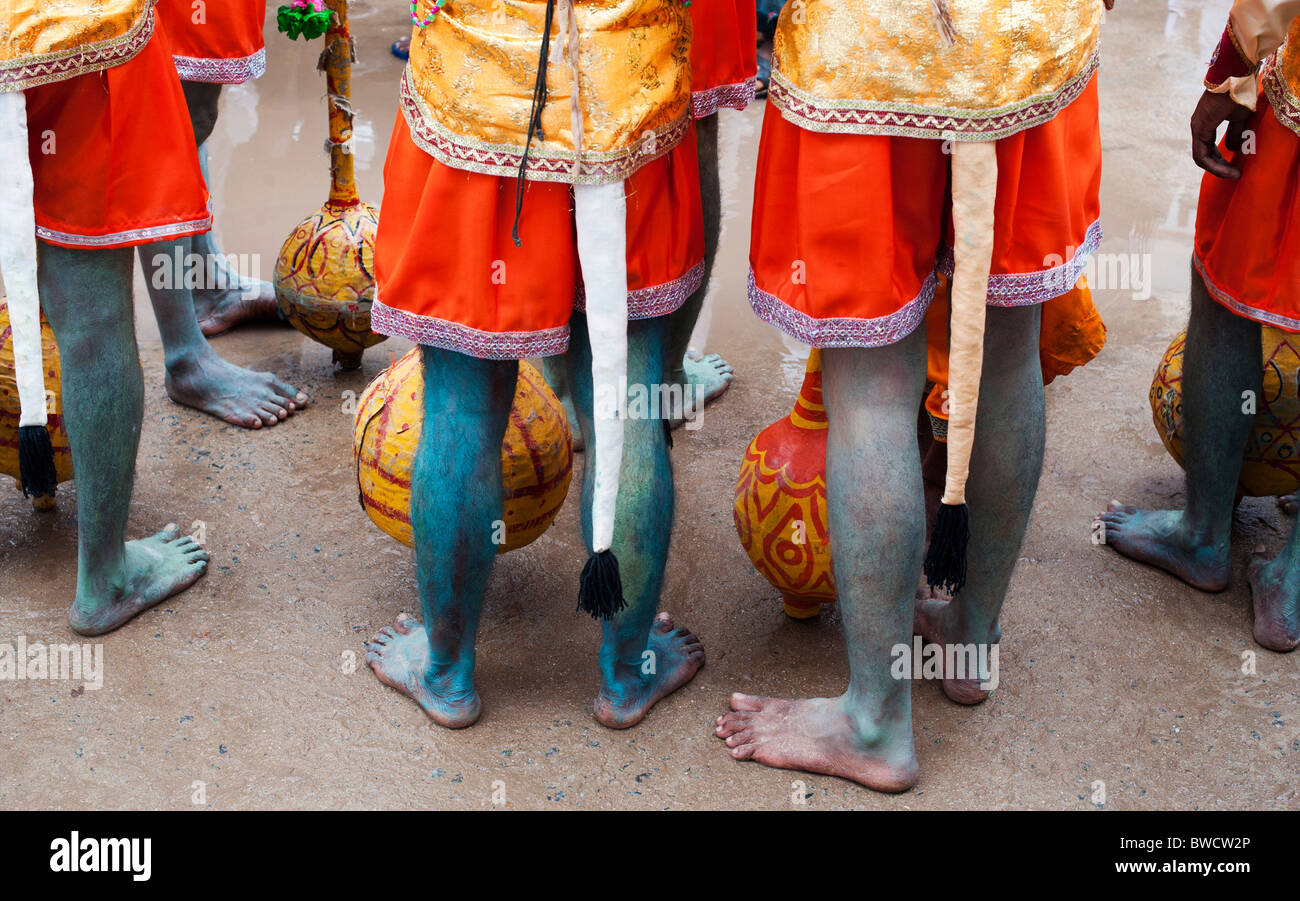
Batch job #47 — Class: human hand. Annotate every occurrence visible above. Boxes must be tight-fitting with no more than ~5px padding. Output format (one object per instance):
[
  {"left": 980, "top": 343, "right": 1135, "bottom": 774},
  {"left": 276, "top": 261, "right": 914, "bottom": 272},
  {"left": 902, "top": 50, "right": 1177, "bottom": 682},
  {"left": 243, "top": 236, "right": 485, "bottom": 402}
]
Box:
[{"left": 1191, "top": 89, "right": 1254, "bottom": 179}]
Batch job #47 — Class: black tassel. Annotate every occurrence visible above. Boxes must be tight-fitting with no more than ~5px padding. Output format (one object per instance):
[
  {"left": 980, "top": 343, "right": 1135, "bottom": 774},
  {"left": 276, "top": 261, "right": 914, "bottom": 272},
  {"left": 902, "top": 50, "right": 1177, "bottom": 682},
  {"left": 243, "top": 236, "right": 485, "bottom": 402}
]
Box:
[
  {"left": 924, "top": 501, "right": 969, "bottom": 594},
  {"left": 577, "top": 549, "right": 626, "bottom": 620},
  {"left": 18, "top": 424, "right": 58, "bottom": 500}
]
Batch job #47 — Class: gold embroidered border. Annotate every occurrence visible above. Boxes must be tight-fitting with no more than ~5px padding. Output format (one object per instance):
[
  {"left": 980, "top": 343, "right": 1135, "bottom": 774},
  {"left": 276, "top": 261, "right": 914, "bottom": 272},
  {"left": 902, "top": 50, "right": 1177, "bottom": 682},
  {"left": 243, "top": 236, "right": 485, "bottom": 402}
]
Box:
[
  {"left": 1262, "top": 47, "right": 1300, "bottom": 139},
  {"left": 399, "top": 67, "right": 688, "bottom": 186},
  {"left": 769, "top": 52, "right": 1099, "bottom": 143},
  {"left": 0, "top": 5, "right": 154, "bottom": 93}
]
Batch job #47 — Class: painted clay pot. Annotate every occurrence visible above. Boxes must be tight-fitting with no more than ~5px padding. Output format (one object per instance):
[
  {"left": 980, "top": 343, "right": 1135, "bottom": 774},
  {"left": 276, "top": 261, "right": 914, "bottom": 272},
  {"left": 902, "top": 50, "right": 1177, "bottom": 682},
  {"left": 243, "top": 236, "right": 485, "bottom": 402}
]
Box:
[
  {"left": 274, "top": 0, "right": 385, "bottom": 370},
  {"left": 0, "top": 302, "right": 73, "bottom": 510},
  {"left": 354, "top": 349, "right": 573, "bottom": 554},
  {"left": 734, "top": 349, "right": 837, "bottom": 617},
  {"left": 275, "top": 200, "right": 382, "bottom": 370},
  {"left": 1151, "top": 327, "right": 1300, "bottom": 497}
]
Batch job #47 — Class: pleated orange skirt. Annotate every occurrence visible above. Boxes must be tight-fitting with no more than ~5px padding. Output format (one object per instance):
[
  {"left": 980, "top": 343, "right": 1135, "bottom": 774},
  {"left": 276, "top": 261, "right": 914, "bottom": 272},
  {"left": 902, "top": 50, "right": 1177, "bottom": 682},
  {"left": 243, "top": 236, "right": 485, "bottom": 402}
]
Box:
[
  {"left": 691, "top": 0, "right": 758, "bottom": 118},
  {"left": 25, "top": 16, "right": 210, "bottom": 250},
  {"left": 158, "top": 0, "right": 267, "bottom": 82},
  {"left": 1194, "top": 99, "right": 1300, "bottom": 332},
  {"left": 372, "top": 113, "right": 706, "bottom": 359},
  {"left": 749, "top": 75, "right": 1103, "bottom": 349}
]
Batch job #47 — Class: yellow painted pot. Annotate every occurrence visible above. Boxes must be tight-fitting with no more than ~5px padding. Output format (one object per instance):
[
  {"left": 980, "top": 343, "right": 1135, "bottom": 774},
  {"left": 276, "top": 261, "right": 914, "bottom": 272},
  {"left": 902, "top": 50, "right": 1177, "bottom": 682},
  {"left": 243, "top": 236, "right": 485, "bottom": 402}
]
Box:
[
  {"left": 275, "top": 199, "right": 384, "bottom": 370},
  {"left": 354, "top": 349, "right": 573, "bottom": 553},
  {"left": 0, "top": 301, "right": 73, "bottom": 510},
  {"left": 1151, "top": 327, "right": 1300, "bottom": 497},
  {"left": 734, "top": 350, "right": 837, "bottom": 618},
  {"left": 275, "top": 0, "right": 385, "bottom": 370}
]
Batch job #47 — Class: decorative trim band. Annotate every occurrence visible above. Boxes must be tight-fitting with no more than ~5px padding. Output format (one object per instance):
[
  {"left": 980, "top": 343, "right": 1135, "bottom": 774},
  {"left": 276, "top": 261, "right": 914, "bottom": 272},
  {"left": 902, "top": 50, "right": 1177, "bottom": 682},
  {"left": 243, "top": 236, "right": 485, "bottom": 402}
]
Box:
[
  {"left": 1194, "top": 253, "right": 1300, "bottom": 332},
  {"left": 747, "top": 268, "right": 938, "bottom": 349},
  {"left": 574, "top": 260, "right": 706, "bottom": 320},
  {"left": 399, "top": 66, "right": 688, "bottom": 185},
  {"left": 769, "top": 52, "right": 1099, "bottom": 142},
  {"left": 692, "top": 78, "right": 758, "bottom": 119},
  {"left": 35, "top": 215, "right": 212, "bottom": 249},
  {"left": 1262, "top": 49, "right": 1300, "bottom": 139},
  {"left": 370, "top": 298, "right": 572, "bottom": 360},
  {"left": 0, "top": 7, "right": 156, "bottom": 92},
  {"left": 173, "top": 48, "right": 266, "bottom": 84},
  {"left": 938, "top": 218, "right": 1104, "bottom": 306},
  {"left": 371, "top": 260, "right": 704, "bottom": 358}
]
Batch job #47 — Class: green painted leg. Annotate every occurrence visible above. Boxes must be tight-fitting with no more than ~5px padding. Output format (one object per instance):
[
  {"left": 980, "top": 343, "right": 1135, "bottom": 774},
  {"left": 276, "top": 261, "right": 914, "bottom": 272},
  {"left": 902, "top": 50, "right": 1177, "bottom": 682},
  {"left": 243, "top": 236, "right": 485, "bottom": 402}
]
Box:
[
  {"left": 716, "top": 325, "right": 927, "bottom": 793},
  {"left": 566, "top": 314, "right": 704, "bottom": 728},
  {"left": 139, "top": 235, "right": 309, "bottom": 429},
  {"left": 179, "top": 80, "right": 279, "bottom": 336},
  {"left": 915, "top": 305, "right": 1045, "bottom": 704},
  {"left": 1097, "top": 263, "right": 1261, "bottom": 591},
  {"left": 365, "top": 346, "right": 518, "bottom": 728},
  {"left": 664, "top": 113, "right": 733, "bottom": 424},
  {"left": 37, "top": 243, "right": 210, "bottom": 636}
]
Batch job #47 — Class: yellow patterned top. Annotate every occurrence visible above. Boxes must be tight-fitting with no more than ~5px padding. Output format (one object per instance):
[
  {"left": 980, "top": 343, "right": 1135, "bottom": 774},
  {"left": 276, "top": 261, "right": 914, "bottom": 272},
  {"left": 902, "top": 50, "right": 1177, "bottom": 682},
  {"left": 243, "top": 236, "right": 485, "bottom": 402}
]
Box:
[
  {"left": 770, "top": 0, "right": 1102, "bottom": 141},
  {"left": 1, "top": 0, "right": 154, "bottom": 92},
  {"left": 401, "top": 0, "right": 692, "bottom": 184}
]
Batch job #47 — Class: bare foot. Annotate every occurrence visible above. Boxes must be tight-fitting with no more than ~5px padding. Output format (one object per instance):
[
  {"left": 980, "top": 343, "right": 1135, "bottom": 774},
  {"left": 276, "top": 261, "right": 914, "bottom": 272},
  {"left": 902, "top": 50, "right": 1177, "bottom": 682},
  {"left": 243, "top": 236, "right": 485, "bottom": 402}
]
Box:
[
  {"left": 912, "top": 597, "right": 992, "bottom": 705},
  {"left": 366, "top": 613, "right": 482, "bottom": 728},
  {"left": 594, "top": 612, "right": 705, "bottom": 729},
  {"left": 915, "top": 580, "right": 951, "bottom": 602},
  {"left": 1279, "top": 495, "right": 1298, "bottom": 517},
  {"left": 68, "top": 525, "right": 209, "bottom": 636},
  {"left": 165, "top": 350, "right": 310, "bottom": 429},
  {"left": 194, "top": 281, "right": 280, "bottom": 338},
  {"left": 667, "top": 352, "right": 734, "bottom": 430},
  {"left": 1095, "top": 501, "right": 1230, "bottom": 592},
  {"left": 1247, "top": 546, "right": 1300, "bottom": 652},
  {"left": 715, "top": 693, "right": 918, "bottom": 793}
]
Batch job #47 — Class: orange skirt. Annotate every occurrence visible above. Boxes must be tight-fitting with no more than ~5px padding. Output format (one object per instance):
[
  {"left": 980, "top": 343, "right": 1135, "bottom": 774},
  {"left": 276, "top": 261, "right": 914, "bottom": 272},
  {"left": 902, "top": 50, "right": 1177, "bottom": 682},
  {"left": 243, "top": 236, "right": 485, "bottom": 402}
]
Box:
[
  {"left": 1194, "top": 99, "right": 1300, "bottom": 332},
  {"left": 158, "top": 0, "right": 267, "bottom": 82},
  {"left": 749, "top": 75, "right": 1103, "bottom": 348},
  {"left": 691, "top": 0, "right": 758, "bottom": 118},
  {"left": 25, "top": 16, "right": 210, "bottom": 249},
  {"left": 372, "top": 113, "right": 706, "bottom": 359}
]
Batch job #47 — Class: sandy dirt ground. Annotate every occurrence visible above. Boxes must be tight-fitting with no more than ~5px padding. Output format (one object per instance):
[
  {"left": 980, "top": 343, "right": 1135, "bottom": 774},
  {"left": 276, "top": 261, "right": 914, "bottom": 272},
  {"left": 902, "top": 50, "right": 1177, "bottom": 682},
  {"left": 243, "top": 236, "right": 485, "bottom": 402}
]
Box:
[{"left": 1, "top": 0, "right": 1296, "bottom": 810}]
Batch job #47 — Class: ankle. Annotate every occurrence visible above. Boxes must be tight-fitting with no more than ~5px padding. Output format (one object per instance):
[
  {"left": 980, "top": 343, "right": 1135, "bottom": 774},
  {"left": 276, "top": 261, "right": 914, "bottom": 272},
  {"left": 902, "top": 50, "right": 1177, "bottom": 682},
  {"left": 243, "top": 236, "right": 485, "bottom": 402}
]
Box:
[
  {"left": 164, "top": 346, "right": 212, "bottom": 374},
  {"left": 838, "top": 691, "right": 912, "bottom": 754},
  {"left": 1178, "top": 509, "right": 1233, "bottom": 554},
  {"left": 946, "top": 611, "right": 1001, "bottom": 648},
  {"left": 599, "top": 656, "right": 647, "bottom": 695},
  {"left": 422, "top": 657, "right": 474, "bottom": 695}
]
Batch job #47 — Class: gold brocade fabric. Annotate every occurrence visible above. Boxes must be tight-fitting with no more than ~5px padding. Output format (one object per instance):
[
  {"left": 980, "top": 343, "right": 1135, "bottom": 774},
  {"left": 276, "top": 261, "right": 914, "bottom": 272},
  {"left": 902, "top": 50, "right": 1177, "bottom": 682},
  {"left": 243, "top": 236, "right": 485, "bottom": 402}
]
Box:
[
  {"left": 771, "top": 0, "right": 1102, "bottom": 141},
  {"left": 0, "top": 0, "right": 153, "bottom": 91},
  {"left": 1262, "top": 19, "right": 1300, "bottom": 136},
  {"left": 403, "top": 0, "right": 692, "bottom": 184}
]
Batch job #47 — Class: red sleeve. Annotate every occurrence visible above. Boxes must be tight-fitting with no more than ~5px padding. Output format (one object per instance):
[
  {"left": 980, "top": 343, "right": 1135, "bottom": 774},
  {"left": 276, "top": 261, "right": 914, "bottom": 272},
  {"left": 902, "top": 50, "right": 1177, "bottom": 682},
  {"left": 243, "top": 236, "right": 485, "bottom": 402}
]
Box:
[{"left": 1205, "top": 21, "right": 1255, "bottom": 89}]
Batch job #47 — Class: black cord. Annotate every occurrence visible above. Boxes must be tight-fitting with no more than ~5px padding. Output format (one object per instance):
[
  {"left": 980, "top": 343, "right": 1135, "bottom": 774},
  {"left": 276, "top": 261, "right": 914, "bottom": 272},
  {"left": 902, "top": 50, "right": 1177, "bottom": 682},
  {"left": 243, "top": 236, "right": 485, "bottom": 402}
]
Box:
[{"left": 512, "top": 0, "right": 559, "bottom": 247}]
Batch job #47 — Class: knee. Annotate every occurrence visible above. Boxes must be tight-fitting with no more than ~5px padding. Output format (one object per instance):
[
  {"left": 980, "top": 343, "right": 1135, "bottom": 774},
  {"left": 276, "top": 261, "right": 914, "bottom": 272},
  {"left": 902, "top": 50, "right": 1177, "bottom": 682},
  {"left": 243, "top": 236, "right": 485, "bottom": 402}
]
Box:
[{"left": 54, "top": 318, "right": 134, "bottom": 365}]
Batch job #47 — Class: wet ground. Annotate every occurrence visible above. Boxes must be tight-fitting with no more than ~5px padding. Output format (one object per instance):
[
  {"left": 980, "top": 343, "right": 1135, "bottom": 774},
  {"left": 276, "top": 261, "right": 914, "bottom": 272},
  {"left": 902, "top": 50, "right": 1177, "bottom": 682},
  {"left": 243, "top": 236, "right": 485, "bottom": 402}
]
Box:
[{"left": 1, "top": 1, "right": 1296, "bottom": 810}]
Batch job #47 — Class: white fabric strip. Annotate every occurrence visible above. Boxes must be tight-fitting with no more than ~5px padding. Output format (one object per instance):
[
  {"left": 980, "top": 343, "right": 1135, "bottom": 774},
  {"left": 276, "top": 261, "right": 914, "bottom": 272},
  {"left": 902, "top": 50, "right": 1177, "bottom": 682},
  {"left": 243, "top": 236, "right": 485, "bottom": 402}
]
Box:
[
  {"left": 575, "top": 180, "right": 629, "bottom": 553},
  {"left": 0, "top": 91, "right": 47, "bottom": 428},
  {"left": 943, "top": 140, "right": 999, "bottom": 507}
]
